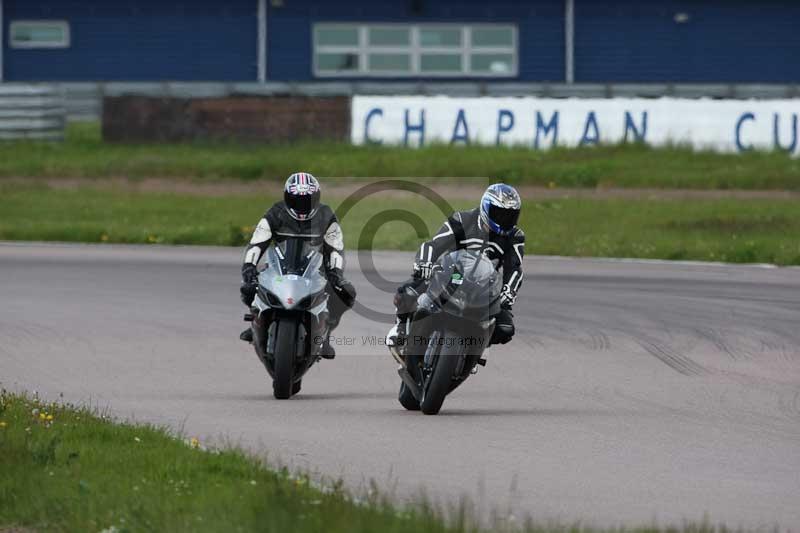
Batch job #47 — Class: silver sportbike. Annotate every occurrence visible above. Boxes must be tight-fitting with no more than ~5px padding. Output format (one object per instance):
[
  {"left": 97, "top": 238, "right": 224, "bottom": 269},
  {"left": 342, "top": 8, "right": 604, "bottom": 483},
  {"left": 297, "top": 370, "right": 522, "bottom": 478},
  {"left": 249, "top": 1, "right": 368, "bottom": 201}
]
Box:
[{"left": 244, "top": 237, "right": 331, "bottom": 399}]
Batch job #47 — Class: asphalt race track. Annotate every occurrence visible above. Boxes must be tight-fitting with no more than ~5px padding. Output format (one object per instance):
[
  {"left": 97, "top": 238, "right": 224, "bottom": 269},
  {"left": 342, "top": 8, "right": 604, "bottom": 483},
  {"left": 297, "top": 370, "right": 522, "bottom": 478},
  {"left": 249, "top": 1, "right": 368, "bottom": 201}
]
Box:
[{"left": 2, "top": 243, "right": 799, "bottom": 529}]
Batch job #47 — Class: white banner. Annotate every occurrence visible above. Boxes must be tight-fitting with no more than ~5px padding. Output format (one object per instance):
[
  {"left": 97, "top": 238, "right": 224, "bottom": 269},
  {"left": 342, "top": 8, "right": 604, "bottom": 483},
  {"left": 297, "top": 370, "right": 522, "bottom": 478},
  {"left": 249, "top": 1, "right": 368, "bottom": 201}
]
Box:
[{"left": 351, "top": 96, "right": 800, "bottom": 154}]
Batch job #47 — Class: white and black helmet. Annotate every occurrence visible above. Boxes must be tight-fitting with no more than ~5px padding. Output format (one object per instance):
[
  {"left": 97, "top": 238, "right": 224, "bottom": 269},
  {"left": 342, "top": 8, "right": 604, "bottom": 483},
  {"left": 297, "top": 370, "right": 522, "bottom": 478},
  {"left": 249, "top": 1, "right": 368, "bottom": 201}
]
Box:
[
  {"left": 284, "top": 172, "right": 321, "bottom": 221},
  {"left": 479, "top": 183, "right": 521, "bottom": 235}
]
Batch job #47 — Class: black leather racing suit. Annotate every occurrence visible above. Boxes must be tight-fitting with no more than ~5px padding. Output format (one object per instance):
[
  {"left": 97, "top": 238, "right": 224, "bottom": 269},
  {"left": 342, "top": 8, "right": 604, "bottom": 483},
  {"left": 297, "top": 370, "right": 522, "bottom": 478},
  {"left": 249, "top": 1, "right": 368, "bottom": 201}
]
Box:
[
  {"left": 396, "top": 207, "right": 524, "bottom": 345},
  {"left": 241, "top": 201, "right": 354, "bottom": 330}
]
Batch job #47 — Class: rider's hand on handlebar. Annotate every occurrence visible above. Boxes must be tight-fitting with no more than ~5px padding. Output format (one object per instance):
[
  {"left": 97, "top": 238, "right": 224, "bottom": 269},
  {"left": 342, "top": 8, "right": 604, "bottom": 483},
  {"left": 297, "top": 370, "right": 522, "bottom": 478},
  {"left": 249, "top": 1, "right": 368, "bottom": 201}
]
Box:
[
  {"left": 242, "top": 264, "right": 258, "bottom": 285},
  {"left": 416, "top": 261, "right": 436, "bottom": 281}
]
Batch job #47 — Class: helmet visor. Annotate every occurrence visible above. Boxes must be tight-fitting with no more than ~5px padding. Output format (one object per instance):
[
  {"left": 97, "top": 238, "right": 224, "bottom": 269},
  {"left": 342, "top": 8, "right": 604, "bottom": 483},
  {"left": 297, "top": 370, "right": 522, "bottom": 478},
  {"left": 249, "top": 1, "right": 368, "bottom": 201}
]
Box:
[
  {"left": 487, "top": 203, "right": 520, "bottom": 231},
  {"left": 285, "top": 190, "right": 319, "bottom": 216}
]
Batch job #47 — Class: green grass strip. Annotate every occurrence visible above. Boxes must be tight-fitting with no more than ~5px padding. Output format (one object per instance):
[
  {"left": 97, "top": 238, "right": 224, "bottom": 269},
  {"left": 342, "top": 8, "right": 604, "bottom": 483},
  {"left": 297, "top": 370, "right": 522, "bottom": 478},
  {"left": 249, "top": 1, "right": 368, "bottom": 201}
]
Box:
[
  {"left": 1, "top": 122, "right": 799, "bottom": 189},
  {"left": 1, "top": 183, "right": 798, "bottom": 265},
  {"left": 0, "top": 391, "right": 458, "bottom": 532}
]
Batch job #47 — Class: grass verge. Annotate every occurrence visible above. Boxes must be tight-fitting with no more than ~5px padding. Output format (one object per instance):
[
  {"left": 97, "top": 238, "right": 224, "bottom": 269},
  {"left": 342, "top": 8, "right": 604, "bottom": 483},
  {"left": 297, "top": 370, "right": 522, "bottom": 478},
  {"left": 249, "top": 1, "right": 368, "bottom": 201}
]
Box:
[
  {"left": 0, "top": 391, "right": 459, "bottom": 532},
  {"left": 1, "top": 182, "right": 799, "bottom": 265},
  {"left": 1, "top": 122, "right": 799, "bottom": 189},
  {"left": 0, "top": 391, "right": 736, "bottom": 533}
]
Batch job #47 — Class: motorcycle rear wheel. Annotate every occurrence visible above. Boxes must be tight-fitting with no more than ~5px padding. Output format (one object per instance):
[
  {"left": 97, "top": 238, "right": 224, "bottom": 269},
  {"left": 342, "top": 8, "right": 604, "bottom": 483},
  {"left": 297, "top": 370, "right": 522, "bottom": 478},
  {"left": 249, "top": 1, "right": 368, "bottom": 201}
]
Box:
[{"left": 273, "top": 319, "right": 297, "bottom": 399}]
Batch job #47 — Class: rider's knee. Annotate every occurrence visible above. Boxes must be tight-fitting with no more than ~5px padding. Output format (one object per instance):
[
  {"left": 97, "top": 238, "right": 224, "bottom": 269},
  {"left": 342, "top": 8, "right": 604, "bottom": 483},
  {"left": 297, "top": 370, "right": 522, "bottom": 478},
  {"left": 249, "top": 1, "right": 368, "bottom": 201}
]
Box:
[
  {"left": 394, "top": 279, "right": 424, "bottom": 315},
  {"left": 491, "top": 309, "right": 515, "bottom": 345}
]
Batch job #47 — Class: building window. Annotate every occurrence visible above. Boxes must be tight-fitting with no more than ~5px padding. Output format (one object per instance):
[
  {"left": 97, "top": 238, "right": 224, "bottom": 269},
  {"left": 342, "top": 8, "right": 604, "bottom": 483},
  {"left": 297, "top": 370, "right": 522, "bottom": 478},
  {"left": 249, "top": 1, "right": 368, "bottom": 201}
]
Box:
[
  {"left": 9, "top": 20, "right": 71, "bottom": 49},
  {"left": 313, "top": 24, "right": 517, "bottom": 77}
]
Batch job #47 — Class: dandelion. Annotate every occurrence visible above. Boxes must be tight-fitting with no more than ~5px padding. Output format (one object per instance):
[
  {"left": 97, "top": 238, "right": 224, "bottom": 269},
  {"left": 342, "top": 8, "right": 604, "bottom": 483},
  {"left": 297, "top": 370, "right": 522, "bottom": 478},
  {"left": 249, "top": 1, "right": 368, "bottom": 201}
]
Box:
[
  {"left": 46, "top": 414, "right": 54, "bottom": 421},
  {"left": 39, "top": 413, "right": 47, "bottom": 421},
  {"left": 0, "top": 421, "right": 7, "bottom": 429},
  {"left": 134, "top": 437, "right": 141, "bottom": 443},
  {"left": 189, "top": 437, "right": 200, "bottom": 449}
]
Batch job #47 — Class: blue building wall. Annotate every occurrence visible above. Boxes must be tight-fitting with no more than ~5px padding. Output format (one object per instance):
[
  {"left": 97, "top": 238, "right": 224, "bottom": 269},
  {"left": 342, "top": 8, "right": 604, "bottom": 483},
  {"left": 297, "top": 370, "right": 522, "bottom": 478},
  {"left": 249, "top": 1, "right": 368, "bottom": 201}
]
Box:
[
  {"left": 575, "top": 0, "right": 800, "bottom": 83},
  {"left": 3, "top": 0, "right": 257, "bottom": 81},
  {"left": 265, "top": 0, "right": 565, "bottom": 81},
  {"left": 2, "top": 0, "right": 799, "bottom": 83}
]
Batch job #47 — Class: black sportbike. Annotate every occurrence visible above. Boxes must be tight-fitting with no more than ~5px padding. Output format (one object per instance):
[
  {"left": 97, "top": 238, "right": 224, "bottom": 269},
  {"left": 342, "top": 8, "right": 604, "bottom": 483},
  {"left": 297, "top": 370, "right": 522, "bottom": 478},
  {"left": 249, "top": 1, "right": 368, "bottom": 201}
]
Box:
[{"left": 390, "top": 248, "right": 502, "bottom": 415}]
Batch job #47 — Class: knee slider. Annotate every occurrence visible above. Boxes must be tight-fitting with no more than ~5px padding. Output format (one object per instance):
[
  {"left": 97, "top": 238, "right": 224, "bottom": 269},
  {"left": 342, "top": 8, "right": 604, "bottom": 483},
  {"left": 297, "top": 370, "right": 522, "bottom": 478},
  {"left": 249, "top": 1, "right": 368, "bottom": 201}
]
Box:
[
  {"left": 394, "top": 285, "right": 420, "bottom": 314},
  {"left": 492, "top": 322, "right": 515, "bottom": 344}
]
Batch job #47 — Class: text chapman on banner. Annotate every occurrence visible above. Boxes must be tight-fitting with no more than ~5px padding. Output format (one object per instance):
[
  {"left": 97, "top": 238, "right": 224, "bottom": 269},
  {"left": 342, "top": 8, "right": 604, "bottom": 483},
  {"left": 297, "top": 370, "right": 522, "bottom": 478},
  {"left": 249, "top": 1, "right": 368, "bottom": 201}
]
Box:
[{"left": 351, "top": 96, "right": 800, "bottom": 154}]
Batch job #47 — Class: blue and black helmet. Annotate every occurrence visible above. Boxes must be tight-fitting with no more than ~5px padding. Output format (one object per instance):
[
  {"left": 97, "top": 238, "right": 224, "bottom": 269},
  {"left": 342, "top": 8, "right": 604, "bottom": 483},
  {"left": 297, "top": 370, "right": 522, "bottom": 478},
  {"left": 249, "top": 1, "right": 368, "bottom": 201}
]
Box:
[{"left": 479, "top": 183, "right": 521, "bottom": 235}]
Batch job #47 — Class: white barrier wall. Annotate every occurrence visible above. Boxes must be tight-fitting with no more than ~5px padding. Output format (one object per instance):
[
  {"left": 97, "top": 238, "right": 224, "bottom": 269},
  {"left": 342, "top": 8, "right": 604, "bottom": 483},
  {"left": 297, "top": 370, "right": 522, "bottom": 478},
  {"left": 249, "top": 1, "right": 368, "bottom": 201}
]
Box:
[{"left": 352, "top": 96, "right": 800, "bottom": 154}]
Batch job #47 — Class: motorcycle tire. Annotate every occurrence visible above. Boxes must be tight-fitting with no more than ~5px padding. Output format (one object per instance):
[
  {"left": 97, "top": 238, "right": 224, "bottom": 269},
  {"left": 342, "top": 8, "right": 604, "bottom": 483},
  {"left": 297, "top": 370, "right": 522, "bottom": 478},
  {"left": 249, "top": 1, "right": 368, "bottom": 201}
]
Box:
[
  {"left": 273, "top": 319, "right": 297, "bottom": 400},
  {"left": 420, "top": 331, "right": 461, "bottom": 415}
]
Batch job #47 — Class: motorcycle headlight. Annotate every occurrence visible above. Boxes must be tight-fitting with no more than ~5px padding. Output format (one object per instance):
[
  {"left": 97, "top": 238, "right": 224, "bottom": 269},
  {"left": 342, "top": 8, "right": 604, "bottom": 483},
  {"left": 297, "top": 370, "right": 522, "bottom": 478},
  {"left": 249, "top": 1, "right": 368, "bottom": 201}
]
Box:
[
  {"left": 259, "top": 288, "right": 283, "bottom": 308},
  {"left": 297, "top": 292, "right": 324, "bottom": 310}
]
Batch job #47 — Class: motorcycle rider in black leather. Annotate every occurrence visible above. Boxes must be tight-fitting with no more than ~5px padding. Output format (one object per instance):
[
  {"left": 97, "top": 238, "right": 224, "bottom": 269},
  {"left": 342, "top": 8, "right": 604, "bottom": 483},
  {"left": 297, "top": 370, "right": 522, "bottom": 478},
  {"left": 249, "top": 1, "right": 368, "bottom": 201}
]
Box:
[
  {"left": 387, "top": 183, "right": 524, "bottom": 352},
  {"left": 239, "top": 173, "right": 356, "bottom": 359}
]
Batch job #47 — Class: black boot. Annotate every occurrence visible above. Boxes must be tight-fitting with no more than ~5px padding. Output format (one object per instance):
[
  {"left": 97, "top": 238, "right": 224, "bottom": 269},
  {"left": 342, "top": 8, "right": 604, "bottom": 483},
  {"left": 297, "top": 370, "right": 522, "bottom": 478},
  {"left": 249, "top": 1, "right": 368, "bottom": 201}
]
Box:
[
  {"left": 240, "top": 328, "right": 253, "bottom": 343},
  {"left": 320, "top": 337, "right": 336, "bottom": 359}
]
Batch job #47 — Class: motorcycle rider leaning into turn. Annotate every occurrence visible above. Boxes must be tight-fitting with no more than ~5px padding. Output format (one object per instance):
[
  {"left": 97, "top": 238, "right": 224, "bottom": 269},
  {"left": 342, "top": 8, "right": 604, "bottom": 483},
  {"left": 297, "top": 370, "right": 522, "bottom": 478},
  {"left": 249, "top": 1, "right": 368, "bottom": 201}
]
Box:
[
  {"left": 387, "top": 183, "right": 524, "bottom": 352},
  {"left": 239, "top": 172, "right": 357, "bottom": 359}
]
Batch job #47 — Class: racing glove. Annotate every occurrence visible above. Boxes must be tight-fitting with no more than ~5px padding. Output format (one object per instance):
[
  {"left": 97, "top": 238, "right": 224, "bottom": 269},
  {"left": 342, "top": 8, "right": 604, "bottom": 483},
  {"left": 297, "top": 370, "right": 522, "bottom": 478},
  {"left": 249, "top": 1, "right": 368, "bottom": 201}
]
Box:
[
  {"left": 414, "top": 261, "right": 436, "bottom": 281},
  {"left": 240, "top": 264, "right": 258, "bottom": 306},
  {"left": 500, "top": 284, "right": 516, "bottom": 309}
]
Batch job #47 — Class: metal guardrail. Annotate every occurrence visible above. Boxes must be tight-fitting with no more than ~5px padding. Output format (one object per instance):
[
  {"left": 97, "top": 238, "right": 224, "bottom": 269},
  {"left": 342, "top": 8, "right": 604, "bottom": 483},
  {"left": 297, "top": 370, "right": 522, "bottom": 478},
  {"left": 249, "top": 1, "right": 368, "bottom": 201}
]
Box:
[
  {"left": 0, "top": 85, "right": 65, "bottom": 140},
  {"left": 2, "top": 82, "right": 799, "bottom": 123}
]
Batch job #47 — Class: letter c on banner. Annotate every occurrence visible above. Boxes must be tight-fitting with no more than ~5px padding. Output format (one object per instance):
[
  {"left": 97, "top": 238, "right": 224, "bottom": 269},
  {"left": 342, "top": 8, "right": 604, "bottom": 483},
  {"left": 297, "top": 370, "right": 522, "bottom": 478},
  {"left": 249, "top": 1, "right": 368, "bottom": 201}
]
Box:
[
  {"left": 735, "top": 112, "right": 755, "bottom": 152},
  {"left": 364, "top": 108, "right": 383, "bottom": 145},
  {"left": 496, "top": 109, "right": 515, "bottom": 145}
]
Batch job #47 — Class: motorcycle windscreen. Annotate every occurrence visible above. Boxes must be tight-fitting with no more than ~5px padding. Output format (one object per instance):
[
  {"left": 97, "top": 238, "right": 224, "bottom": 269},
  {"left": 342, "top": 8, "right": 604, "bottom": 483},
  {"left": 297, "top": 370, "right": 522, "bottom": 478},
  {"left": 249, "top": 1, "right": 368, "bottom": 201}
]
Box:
[
  {"left": 274, "top": 238, "right": 320, "bottom": 276},
  {"left": 427, "top": 249, "right": 502, "bottom": 318}
]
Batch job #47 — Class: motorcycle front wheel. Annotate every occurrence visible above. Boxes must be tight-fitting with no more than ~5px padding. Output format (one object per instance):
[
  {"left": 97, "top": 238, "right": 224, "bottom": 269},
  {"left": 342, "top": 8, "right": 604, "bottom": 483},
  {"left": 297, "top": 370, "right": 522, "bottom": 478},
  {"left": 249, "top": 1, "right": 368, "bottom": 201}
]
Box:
[
  {"left": 420, "top": 331, "right": 461, "bottom": 415},
  {"left": 272, "top": 319, "right": 298, "bottom": 399}
]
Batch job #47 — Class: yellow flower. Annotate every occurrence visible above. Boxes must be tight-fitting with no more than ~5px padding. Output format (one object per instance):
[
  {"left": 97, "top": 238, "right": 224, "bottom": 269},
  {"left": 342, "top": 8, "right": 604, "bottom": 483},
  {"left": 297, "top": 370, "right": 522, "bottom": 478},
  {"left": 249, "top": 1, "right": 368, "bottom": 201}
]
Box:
[
  {"left": 39, "top": 413, "right": 47, "bottom": 420},
  {"left": 46, "top": 414, "right": 54, "bottom": 421},
  {"left": 189, "top": 437, "right": 199, "bottom": 449},
  {"left": 0, "top": 421, "right": 7, "bottom": 428}
]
